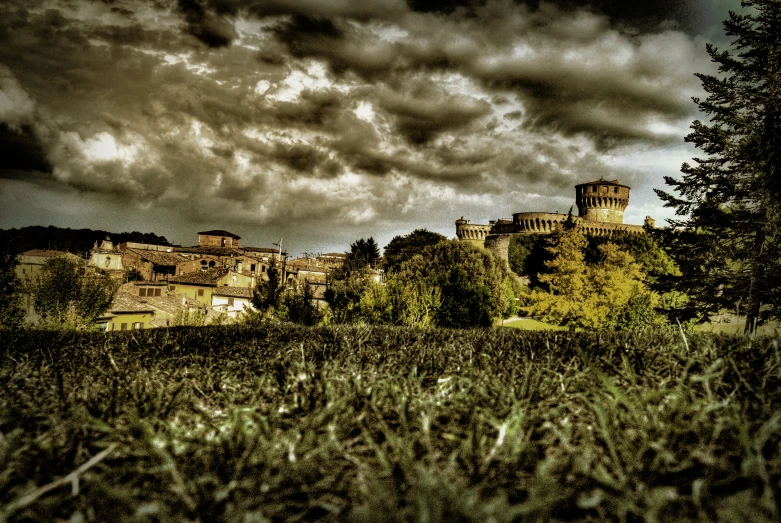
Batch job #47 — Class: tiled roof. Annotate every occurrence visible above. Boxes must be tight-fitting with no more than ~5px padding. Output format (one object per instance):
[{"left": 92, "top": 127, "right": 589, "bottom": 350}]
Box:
[
  {"left": 173, "top": 246, "right": 239, "bottom": 256},
  {"left": 213, "top": 286, "right": 254, "bottom": 299},
  {"left": 168, "top": 268, "right": 228, "bottom": 285},
  {"left": 198, "top": 230, "right": 241, "bottom": 239},
  {"left": 242, "top": 246, "right": 287, "bottom": 255},
  {"left": 127, "top": 248, "right": 184, "bottom": 267},
  {"left": 110, "top": 293, "right": 155, "bottom": 313}
]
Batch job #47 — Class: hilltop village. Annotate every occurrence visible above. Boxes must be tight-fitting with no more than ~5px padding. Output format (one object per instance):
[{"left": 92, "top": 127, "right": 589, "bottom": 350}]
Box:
[
  {"left": 12, "top": 178, "right": 656, "bottom": 331},
  {"left": 15, "top": 230, "right": 357, "bottom": 331}
]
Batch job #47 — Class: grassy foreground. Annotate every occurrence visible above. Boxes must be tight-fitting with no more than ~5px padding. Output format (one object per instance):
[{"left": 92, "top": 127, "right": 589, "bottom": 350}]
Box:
[{"left": 1, "top": 326, "right": 780, "bottom": 522}]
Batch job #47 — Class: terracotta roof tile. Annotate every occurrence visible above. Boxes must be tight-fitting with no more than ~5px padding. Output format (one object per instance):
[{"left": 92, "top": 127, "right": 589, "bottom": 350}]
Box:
[
  {"left": 213, "top": 286, "right": 253, "bottom": 299},
  {"left": 168, "top": 268, "right": 228, "bottom": 285},
  {"left": 198, "top": 230, "right": 241, "bottom": 239},
  {"left": 127, "top": 248, "right": 185, "bottom": 266}
]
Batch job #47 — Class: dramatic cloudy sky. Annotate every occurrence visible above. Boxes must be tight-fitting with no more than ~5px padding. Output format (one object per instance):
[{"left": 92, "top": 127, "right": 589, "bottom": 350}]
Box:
[{"left": 0, "top": 0, "right": 743, "bottom": 253}]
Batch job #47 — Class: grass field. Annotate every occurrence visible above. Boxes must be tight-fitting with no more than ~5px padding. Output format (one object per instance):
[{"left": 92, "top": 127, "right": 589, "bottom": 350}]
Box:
[{"left": 1, "top": 325, "right": 780, "bottom": 521}]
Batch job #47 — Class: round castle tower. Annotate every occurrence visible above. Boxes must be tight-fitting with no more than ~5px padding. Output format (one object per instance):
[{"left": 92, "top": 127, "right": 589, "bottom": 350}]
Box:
[
  {"left": 575, "top": 179, "right": 629, "bottom": 224},
  {"left": 455, "top": 217, "right": 493, "bottom": 242}
]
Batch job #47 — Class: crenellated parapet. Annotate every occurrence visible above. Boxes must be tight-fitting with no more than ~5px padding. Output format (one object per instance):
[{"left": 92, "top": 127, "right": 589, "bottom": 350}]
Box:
[
  {"left": 455, "top": 217, "right": 493, "bottom": 241},
  {"left": 456, "top": 178, "right": 652, "bottom": 265},
  {"left": 575, "top": 179, "right": 630, "bottom": 224}
]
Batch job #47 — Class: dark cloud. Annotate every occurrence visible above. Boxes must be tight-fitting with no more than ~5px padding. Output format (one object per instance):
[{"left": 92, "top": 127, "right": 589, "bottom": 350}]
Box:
[
  {"left": 178, "top": 0, "right": 237, "bottom": 48},
  {"left": 377, "top": 86, "right": 492, "bottom": 145},
  {"left": 0, "top": 124, "right": 52, "bottom": 176},
  {"left": 0, "top": 0, "right": 732, "bottom": 252}
]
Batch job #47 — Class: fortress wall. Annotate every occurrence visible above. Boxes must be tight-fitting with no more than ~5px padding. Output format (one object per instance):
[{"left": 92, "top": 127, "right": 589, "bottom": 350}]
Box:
[
  {"left": 484, "top": 234, "right": 512, "bottom": 266},
  {"left": 456, "top": 223, "right": 492, "bottom": 241},
  {"left": 512, "top": 212, "right": 568, "bottom": 233}
]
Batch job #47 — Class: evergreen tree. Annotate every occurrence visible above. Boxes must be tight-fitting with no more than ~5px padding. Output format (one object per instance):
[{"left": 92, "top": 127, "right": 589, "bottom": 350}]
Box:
[
  {"left": 346, "top": 237, "right": 381, "bottom": 269},
  {"left": 655, "top": 0, "right": 781, "bottom": 333}
]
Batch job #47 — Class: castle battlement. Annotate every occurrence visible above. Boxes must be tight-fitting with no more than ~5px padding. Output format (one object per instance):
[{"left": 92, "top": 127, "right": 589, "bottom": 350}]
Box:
[{"left": 455, "top": 179, "right": 650, "bottom": 263}]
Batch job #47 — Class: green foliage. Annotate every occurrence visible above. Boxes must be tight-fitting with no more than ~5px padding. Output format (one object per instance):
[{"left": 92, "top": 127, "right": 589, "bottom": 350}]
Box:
[
  {"left": 31, "top": 257, "right": 118, "bottom": 329},
  {"left": 507, "top": 234, "right": 551, "bottom": 286},
  {"left": 280, "top": 284, "right": 323, "bottom": 326},
  {"left": 2, "top": 326, "right": 781, "bottom": 521},
  {"left": 347, "top": 237, "right": 381, "bottom": 270},
  {"left": 252, "top": 260, "right": 283, "bottom": 312},
  {"left": 397, "top": 241, "right": 507, "bottom": 328},
  {"left": 383, "top": 229, "right": 446, "bottom": 274},
  {"left": 655, "top": 0, "right": 781, "bottom": 333},
  {"left": 172, "top": 307, "right": 207, "bottom": 326},
  {"left": 0, "top": 245, "right": 24, "bottom": 329},
  {"left": 526, "top": 229, "right": 663, "bottom": 329}
]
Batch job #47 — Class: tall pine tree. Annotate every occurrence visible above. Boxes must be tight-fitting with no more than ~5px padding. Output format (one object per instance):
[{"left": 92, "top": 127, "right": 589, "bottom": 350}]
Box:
[{"left": 656, "top": 0, "right": 781, "bottom": 333}]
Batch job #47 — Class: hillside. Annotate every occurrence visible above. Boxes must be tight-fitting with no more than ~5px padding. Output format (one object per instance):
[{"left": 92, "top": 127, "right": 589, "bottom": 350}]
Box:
[{"left": 0, "top": 225, "right": 171, "bottom": 256}]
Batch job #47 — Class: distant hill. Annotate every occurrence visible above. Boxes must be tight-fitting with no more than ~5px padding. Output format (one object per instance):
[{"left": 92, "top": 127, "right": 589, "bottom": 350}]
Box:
[{"left": 0, "top": 226, "right": 172, "bottom": 256}]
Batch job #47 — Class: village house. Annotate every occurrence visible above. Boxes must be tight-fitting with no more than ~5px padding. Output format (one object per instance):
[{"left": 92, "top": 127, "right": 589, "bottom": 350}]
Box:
[
  {"left": 97, "top": 293, "right": 155, "bottom": 331},
  {"left": 211, "top": 287, "right": 254, "bottom": 320},
  {"left": 15, "top": 249, "right": 82, "bottom": 281},
  {"left": 198, "top": 230, "right": 241, "bottom": 249},
  {"left": 167, "top": 268, "right": 228, "bottom": 306},
  {"left": 121, "top": 247, "right": 183, "bottom": 281}
]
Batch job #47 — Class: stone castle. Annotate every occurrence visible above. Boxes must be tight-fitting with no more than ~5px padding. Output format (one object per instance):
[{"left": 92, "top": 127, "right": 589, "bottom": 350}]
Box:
[{"left": 456, "top": 179, "right": 655, "bottom": 262}]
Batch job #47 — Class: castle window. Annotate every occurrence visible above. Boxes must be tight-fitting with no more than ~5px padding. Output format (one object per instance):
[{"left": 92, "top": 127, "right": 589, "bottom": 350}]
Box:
[
  {"left": 591, "top": 186, "right": 596, "bottom": 191},
  {"left": 221, "top": 238, "right": 226, "bottom": 247},
  {"left": 614, "top": 187, "right": 619, "bottom": 193}
]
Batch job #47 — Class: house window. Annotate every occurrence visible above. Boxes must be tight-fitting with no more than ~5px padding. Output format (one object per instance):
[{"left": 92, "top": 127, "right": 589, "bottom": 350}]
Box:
[
  {"left": 228, "top": 297, "right": 235, "bottom": 307},
  {"left": 139, "top": 288, "right": 147, "bottom": 297},
  {"left": 121, "top": 323, "right": 128, "bottom": 331},
  {"left": 221, "top": 238, "right": 226, "bottom": 247},
  {"left": 262, "top": 266, "right": 266, "bottom": 272},
  {"left": 250, "top": 263, "right": 256, "bottom": 272},
  {"left": 155, "top": 288, "right": 161, "bottom": 297},
  {"left": 170, "top": 286, "right": 176, "bottom": 292},
  {"left": 198, "top": 289, "right": 204, "bottom": 297},
  {"left": 133, "top": 322, "right": 143, "bottom": 330}
]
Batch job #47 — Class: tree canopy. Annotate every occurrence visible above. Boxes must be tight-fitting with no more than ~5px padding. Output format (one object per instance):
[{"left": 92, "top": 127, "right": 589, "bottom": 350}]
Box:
[
  {"left": 655, "top": 0, "right": 781, "bottom": 332},
  {"left": 383, "top": 229, "right": 447, "bottom": 274},
  {"left": 525, "top": 229, "right": 663, "bottom": 329},
  {"left": 31, "top": 257, "right": 118, "bottom": 329}
]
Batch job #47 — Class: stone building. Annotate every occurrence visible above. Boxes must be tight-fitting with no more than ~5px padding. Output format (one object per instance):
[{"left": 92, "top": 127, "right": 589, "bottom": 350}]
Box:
[
  {"left": 198, "top": 230, "right": 241, "bottom": 248},
  {"left": 87, "top": 237, "right": 125, "bottom": 277},
  {"left": 457, "top": 178, "right": 655, "bottom": 263}
]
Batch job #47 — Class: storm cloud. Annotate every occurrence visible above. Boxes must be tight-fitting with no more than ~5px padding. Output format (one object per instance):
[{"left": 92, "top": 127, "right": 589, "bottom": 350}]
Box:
[{"left": 0, "top": 0, "right": 739, "bottom": 252}]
